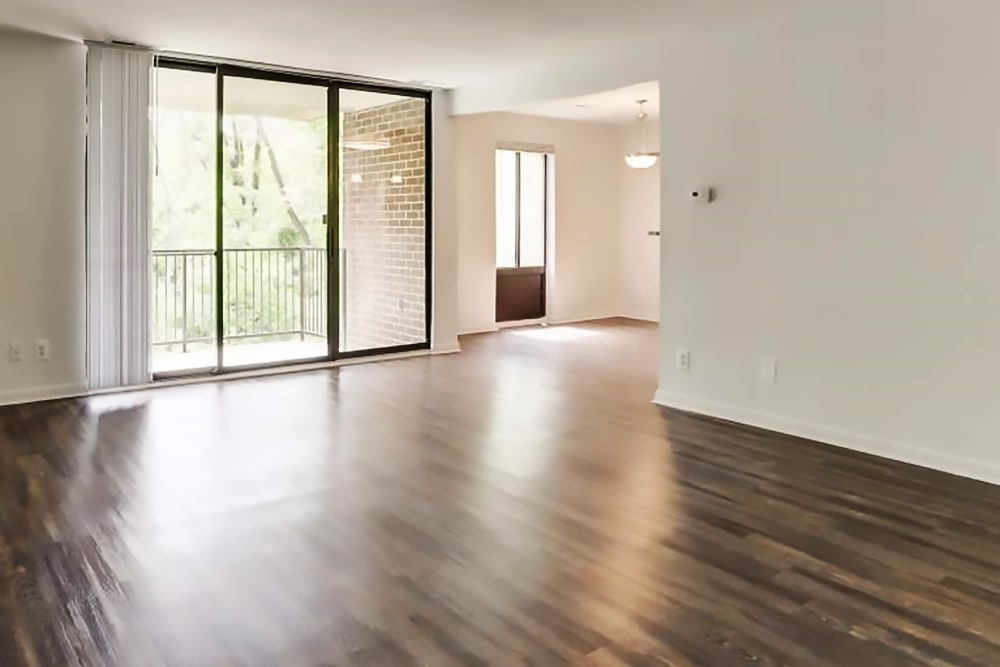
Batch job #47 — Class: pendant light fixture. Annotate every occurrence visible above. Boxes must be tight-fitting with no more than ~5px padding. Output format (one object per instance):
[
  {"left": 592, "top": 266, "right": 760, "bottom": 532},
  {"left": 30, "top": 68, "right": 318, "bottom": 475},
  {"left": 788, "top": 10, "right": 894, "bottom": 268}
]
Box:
[{"left": 625, "top": 99, "right": 659, "bottom": 169}]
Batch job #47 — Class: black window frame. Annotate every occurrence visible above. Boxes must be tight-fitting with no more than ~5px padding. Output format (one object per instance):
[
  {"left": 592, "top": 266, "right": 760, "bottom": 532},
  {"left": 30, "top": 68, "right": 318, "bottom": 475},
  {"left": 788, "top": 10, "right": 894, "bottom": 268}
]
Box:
[{"left": 151, "top": 56, "right": 434, "bottom": 380}]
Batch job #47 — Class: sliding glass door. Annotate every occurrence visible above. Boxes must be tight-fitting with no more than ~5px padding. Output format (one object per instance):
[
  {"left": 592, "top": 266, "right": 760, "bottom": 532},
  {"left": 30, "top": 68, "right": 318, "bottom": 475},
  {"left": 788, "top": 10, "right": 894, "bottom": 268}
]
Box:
[
  {"left": 150, "top": 65, "right": 218, "bottom": 374},
  {"left": 339, "top": 89, "right": 429, "bottom": 353},
  {"left": 220, "top": 74, "right": 330, "bottom": 369},
  {"left": 150, "top": 60, "right": 431, "bottom": 377}
]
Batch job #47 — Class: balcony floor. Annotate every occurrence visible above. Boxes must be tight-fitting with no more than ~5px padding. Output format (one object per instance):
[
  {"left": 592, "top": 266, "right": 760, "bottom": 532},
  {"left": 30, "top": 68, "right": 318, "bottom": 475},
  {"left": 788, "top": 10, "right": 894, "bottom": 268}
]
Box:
[{"left": 152, "top": 338, "right": 329, "bottom": 374}]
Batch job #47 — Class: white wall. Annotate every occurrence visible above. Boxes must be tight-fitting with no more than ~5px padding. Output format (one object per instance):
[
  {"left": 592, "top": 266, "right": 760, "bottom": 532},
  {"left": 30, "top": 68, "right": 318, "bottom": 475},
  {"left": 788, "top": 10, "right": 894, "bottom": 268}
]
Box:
[
  {"left": 655, "top": 0, "right": 1000, "bottom": 484},
  {"left": 619, "top": 123, "right": 660, "bottom": 322},
  {"left": 0, "top": 30, "right": 86, "bottom": 404},
  {"left": 455, "top": 113, "right": 622, "bottom": 333},
  {"left": 431, "top": 89, "right": 461, "bottom": 353}
]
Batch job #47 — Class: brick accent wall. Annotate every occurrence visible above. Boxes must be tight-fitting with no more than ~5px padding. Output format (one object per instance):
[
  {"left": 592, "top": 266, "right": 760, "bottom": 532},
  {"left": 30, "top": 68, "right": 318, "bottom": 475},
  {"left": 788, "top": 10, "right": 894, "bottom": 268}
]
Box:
[{"left": 341, "top": 98, "right": 427, "bottom": 351}]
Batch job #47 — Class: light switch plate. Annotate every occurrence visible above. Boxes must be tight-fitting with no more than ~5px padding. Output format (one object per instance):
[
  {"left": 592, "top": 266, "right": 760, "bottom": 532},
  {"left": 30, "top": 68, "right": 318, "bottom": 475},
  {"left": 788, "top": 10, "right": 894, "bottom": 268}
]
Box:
[{"left": 676, "top": 348, "right": 691, "bottom": 372}]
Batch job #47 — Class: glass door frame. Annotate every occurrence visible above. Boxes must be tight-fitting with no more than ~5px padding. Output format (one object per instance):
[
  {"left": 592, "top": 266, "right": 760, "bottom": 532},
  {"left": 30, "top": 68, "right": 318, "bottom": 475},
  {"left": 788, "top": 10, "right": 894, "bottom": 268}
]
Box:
[{"left": 152, "top": 57, "right": 433, "bottom": 379}]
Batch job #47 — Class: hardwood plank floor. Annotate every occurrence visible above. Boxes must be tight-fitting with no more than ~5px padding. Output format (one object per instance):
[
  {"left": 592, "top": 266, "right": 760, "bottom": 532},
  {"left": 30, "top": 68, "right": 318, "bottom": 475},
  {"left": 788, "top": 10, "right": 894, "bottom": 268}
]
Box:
[{"left": 2, "top": 319, "right": 1000, "bottom": 666}]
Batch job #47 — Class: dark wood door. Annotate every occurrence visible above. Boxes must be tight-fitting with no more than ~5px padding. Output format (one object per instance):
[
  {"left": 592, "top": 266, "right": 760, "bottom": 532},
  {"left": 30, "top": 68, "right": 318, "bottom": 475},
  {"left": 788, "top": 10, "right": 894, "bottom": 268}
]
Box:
[{"left": 496, "top": 267, "right": 545, "bottom": 322}]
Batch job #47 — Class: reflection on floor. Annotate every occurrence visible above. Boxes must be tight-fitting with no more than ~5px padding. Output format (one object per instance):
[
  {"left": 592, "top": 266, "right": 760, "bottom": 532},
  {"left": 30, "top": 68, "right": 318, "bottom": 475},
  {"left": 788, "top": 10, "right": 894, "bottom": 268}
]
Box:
[
  {"left": 507, "top": 324, "right": 604, "bottom": 342},
  {"left": 3, "top": 318, "right": 1000, "bottom": 665},
  {"left": 151, "top": 338, "right": 329, "bottom": 373}
]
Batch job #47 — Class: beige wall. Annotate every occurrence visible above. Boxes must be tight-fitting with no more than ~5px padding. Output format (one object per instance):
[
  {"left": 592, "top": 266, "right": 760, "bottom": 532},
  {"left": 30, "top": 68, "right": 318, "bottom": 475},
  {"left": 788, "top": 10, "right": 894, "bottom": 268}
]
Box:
[
  {"left": 655, "top": 0, "right": 1000, "bottom": 484},
  {"left": 455, "top": 112, "right": 623, "bottom": 333},
  {"left": 430, "top": 90, "right": 460, "bottom": 353},
  {"left": 447, "top": 0, "right": 1000, "bottom": 484},
  {"left": 0, "top": 30, "right": 86, "bottom": 404}
]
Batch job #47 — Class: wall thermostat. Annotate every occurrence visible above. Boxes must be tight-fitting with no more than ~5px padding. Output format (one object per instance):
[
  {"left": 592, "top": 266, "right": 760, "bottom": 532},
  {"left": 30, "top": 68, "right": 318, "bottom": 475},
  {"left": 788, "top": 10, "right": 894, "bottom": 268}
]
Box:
[{"left": 690, "top": 187, "right": 715, "bottom": 204}]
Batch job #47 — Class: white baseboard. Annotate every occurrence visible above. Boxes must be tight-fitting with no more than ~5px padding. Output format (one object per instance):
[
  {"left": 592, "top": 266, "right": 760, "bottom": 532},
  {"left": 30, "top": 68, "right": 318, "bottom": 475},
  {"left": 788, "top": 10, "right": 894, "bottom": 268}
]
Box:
[
  {"left": 460, "top": 313, "right": 651, "bottom": 334},
  {"left": 458, "top": 323, "right": 500, "bottom": 335},
  {"left": 620, "top": 311, "right": 659, "bottom": 323},
  {"left": 653, "top": 390, "right": 1000, "bottom": 487},
  {"left": 0, "top": 382, "right": 88, "bottom": 407},
  {"left": 549, "top": 312, "right": 621, "bottom": 326},
  {"left": 431, "top": 341, "right": 462, "bottom": 355}
]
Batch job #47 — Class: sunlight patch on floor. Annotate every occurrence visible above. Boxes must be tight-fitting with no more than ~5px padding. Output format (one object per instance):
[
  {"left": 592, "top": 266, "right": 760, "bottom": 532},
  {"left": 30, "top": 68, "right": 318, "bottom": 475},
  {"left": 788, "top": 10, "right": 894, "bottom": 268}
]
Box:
[{"left": 508, "top": 326, "right": 603, "bottom": 341}]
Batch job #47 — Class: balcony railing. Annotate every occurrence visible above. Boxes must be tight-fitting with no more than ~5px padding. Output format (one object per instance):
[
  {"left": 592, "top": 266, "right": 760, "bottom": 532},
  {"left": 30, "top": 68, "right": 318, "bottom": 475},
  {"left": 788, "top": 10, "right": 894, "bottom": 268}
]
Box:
[{"left": 152, "top": 247, "right": 328, "bottom": 351}]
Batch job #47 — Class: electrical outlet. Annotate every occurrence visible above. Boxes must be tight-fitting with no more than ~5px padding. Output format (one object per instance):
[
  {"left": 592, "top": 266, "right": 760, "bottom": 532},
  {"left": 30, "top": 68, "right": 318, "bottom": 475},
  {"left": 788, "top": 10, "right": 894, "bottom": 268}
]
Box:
[
  {"left": 9, "top": 342, "right": 24, "bottom": 362},
  {"left": 35, "top": 339, "right": 51, "bottom": 361},
  {"left": 760, "top": 358, "right": 777, "bottom": 385},
  {"left": 676, "top": 348, "right": 691, "bottom": 372}
]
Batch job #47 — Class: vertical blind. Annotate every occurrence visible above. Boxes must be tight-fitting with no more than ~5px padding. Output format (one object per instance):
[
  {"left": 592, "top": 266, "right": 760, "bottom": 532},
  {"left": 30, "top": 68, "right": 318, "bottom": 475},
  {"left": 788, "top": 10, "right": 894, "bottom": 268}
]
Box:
[{"left": 86, "top": 44, "right": 153, "bottom": 389}]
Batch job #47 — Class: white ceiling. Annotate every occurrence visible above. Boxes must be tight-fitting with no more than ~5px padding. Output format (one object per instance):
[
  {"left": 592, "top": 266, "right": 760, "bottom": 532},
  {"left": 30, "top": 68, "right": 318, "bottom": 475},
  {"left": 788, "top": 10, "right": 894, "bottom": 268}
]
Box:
[
  {"left": 0, "top": 0, "right": 788, "bottom": 88},
  {"left": 514, "top": 81, "right": 660, "bottom": 124}
]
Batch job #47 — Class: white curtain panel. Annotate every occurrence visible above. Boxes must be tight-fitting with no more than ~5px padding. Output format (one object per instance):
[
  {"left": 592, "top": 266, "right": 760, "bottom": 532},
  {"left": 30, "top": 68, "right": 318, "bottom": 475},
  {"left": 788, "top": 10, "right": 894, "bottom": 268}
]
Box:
[{"left": 86, "top": 45, "right": 153, "bottom": 389}]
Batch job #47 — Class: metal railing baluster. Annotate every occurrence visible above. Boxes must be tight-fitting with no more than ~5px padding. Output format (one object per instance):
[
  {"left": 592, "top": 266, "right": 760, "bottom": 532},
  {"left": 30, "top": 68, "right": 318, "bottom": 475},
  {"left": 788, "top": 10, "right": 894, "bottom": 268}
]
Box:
[{"left": 151, "top": 247, "right": 331, "bottom": 350}]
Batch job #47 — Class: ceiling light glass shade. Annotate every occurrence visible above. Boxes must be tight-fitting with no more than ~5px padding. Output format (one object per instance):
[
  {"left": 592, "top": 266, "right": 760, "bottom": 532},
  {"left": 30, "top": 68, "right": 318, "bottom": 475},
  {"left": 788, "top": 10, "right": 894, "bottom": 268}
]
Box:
[
  {"left": 625, "top": 99, "right": 659, "bottom": 170},
  {"left": 625, "top": 152, "right": 659, "bottom": 169}
]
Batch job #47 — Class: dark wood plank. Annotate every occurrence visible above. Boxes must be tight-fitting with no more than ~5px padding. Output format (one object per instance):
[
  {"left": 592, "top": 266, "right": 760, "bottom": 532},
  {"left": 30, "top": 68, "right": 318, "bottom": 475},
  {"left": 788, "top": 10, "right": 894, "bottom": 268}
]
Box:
[{"left": 1, "top": 318, "right": 999, "bottom": 666}]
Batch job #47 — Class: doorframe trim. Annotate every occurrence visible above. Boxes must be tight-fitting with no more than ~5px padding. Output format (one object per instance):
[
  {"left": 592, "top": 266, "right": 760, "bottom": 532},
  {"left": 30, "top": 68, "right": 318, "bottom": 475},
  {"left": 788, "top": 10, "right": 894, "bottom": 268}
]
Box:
[
  {"left": 214, "top": 66, "right": 225, "bottom": 370},
  {"left": 157, "top": 56, "right": 433, "bottom": 98},
  {"left": 327, "top": 84, "right": 341, "bottom": 359}
]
